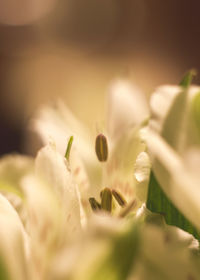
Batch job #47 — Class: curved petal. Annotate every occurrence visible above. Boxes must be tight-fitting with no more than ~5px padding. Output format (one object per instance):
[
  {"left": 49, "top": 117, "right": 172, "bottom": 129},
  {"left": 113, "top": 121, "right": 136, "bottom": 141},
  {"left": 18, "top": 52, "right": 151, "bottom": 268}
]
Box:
[
  {"left": 107, "top": 79, "right": 149, "bottom": 142},
  {"left": 0, "top": 154, "right": 34, "bottom": 198},
  {"left": 32, "top": 101, "right": 102, "bottom": 187},
  {"left": 150, "top": 85, "right": 200, "bottom": 153},
  {"left": 134, "top": 151, "right": 151, "bottom": 203},
  {"left": 149, "top": 84, "right": 200, "bottom": 229},
  {"left": 35, "top": 143, "right": 81, "bottom": 233},
  {"left": 0, "top": 155, "right": 34, "bottom": 226},
  {"left": 0, "top": 194, "right": 29, "bottom": 280},
  {"left": 21, "top": 175, "right": 63, "bottom": 279},
  {"left": 106, "top": 126, "right": 146, "bottom": 204},
  {"left": 147, "top": 130, "right": 200, "bottom": 230}
]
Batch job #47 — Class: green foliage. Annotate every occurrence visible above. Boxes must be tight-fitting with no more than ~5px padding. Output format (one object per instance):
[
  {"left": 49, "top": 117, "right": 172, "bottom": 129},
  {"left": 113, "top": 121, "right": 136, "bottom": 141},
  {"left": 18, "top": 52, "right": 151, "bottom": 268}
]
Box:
[{"left": 146, "top": 172, "right": 200, "bottom": 241}]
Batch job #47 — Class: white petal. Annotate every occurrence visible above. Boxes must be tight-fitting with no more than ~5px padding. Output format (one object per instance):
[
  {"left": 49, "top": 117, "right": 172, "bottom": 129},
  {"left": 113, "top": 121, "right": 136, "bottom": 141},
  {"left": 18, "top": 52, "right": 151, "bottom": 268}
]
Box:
[
  {"left": 134, "top": 151, "right": 151, "bottom": 202},
  {"left": 148, "top": 130, "right": 200, "bottom": 230},
  {"left": 35, "top": 143, "right": 81, "bottom": 234},
  {"left": 184, "top": 148, "right": 200, "bottom": 177},
  {"left": 150, "top": 85, "right": 200, "bottom": 153},
  {"left": 21, "top": 175, "right": 63, "bottom": 279},
  {"left": 0, "top": 155, "right": 34, "bottom": 226},
  {"left": 107, "top": 79, "right": 149, "bottom": 141},
  {"left": 0, "top": 154, "right": 33, "bottom": 197},
  {"left": 106, "top": 126, "right": 146, "bottom": 203},
  {"left": 150, "top": 85, "right": 181, "bottom": 133},
  {"left": 32, "top": 101, "right": 101, "bottom": 187},
  {"left": 0, "top": 194, "right": 29, "bottom": 280},
  {"left": 32, "top": 100, "right": 92, "bottom": 160}
]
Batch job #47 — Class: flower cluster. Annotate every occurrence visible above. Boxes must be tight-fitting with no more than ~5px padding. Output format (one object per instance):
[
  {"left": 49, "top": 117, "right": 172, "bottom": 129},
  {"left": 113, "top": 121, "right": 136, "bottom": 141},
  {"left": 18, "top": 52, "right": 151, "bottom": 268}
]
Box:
[{"left": 0, "top": 72, "right": 200, "bottom": 279}]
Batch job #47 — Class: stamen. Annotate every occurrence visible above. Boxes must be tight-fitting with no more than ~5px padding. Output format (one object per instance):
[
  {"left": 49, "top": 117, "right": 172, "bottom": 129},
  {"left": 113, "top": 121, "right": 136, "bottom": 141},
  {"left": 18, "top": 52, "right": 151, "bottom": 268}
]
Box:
[
  {"left": 101, "top": 188, "right": 112, "bottom": 212},
  {"left": 95, "top": 134, "right": 108, "bottom": 162},
  {"left": 65, "top": 136, "right": 74, "bottom": 161},
  {"left": 119, "top": 199, "right": 137, "bottom": 218},
  {"left": 89, "top": 197, "right": 101, "bottom": 212},
  {"left": 112, "top": 189, "right": 127, "bottom": 207}
]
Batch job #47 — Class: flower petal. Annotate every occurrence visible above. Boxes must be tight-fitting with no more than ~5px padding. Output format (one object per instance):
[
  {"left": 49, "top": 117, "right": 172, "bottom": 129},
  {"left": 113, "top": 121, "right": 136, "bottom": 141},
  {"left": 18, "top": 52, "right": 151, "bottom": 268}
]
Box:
[
  {"left": 134, "top": 151, "right": 151, "bottom": 203},
  {"left": 21, "top": 175, "right": 63, "bottom": 279},
  {"left": 35, "top": 143, "right": 81, "bottom": 233},
  {"left": 106, "top": 126, "right": 146, "bottom": 204},
  {"left": 107, "top": 79, "right": 149, "bottom": 141},
  {"left": 0, "top": 154, "right": 33, "bottom": 198},
  {"left": 150, "top": 85, "right": 200, "bottom": 153},
  {"left": 147, "top": 130, "right": 200, "bottom": 230},
  {"left": 0, "top": 194, "right": 29, "bottom": 280},
  {"left": 32, "top": 101, "right": 102, "bottom": 187}
]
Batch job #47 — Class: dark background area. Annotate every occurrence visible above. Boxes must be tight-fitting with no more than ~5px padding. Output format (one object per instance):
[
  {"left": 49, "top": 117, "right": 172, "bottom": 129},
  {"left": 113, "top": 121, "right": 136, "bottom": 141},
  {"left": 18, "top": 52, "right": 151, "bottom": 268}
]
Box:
[{"left": 0, "top": 0, "right": 200, "bottom": 155}]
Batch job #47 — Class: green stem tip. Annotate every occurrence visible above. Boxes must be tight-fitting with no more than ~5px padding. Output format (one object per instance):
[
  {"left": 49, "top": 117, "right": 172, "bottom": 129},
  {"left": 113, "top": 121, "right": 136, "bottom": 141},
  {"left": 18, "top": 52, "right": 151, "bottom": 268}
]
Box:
[
  {"left": 65, "top": 136, "right": 74, "bottom": 161},
  {"left": 179, "top": 69, "right": 197, "bottom": 89}
]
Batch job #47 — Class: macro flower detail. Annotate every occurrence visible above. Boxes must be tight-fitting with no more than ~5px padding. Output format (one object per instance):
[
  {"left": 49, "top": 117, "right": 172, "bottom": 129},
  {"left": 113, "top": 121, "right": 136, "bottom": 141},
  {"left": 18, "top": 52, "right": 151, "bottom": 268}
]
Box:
[
  {"left": 0, "top": 75, "right": 200, "bottom": 280},
  {"left": 32, "top": 79, "right": 150, "bottom": 217},
  {"left": 147, "top": 71, "right": 200, "bottom": 236},
  {"left": 0, "top": 143, "right": 82, "bottom": 279}
]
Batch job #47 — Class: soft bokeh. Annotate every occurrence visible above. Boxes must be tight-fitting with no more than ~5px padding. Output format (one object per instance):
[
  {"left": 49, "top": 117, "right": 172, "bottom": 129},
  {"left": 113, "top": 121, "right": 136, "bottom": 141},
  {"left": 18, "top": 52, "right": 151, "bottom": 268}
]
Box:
[{"left": 0, "top": 0, "right": 200, "bottom": 154}]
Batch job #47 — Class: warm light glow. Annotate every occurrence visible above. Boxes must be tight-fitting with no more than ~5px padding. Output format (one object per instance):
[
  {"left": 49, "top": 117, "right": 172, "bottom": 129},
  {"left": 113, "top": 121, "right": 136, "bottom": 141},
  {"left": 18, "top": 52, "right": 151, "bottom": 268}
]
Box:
[{"left": 0, "top": 0, "right": 57, "bottom": 25}]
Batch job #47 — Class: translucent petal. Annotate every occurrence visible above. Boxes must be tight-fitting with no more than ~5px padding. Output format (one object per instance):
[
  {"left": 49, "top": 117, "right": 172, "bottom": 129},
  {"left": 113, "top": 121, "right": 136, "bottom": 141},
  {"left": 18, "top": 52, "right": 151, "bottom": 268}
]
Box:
[
  {"left": 150, "top": 85, "right": 200, "bottom": 153},
  {"left": 0, "top": 194, "right": 29, "bottom": 280},
  {"left": 106, "top": 126, "right": 146, "bottom": 204},
  {"left": 134, "top": 151, "right": 151, "bottom": 203},
  {"left": 32, "top": 101, "right": 102, "bottom": 187},
  {"left": 35, "top": 143, "right": 81, "bottom": 235},
  {"left": 107, "top": 79, "right": 149, "bottom": 142},
  {"left": 148, "top": 130, "right": 200, "bottom": 230},
  {"left": 0, "top": 154, "right": 33, "bottom": 198}
]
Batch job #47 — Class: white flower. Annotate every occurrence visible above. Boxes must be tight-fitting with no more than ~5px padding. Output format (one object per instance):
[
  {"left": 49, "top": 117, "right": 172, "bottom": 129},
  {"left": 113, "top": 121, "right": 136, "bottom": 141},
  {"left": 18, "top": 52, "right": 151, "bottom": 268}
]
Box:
[
  {"left": 0, "top": 78, "right": 199, "bottom": 280},
  {"left": 0, "top": 143, "right": 82, "bottom": 279},
  {"left": 32, "top": 79, "right": 150, "bottom": 214},
  {"left": 148, "top": 84, "right": 200, "bottom": 229}
]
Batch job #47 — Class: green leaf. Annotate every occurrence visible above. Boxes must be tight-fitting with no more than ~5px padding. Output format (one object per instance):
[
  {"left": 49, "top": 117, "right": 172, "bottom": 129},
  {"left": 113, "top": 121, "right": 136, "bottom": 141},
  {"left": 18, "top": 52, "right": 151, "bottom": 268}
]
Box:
[
  {"left": 89, "top": 222, "right": 140, "bottom": 280},
  {"left": 146, "top": 172, "right": 200, "bottom": 241},
  {"left": 179, "top": 69, "right": 196, "bottom": 89}
]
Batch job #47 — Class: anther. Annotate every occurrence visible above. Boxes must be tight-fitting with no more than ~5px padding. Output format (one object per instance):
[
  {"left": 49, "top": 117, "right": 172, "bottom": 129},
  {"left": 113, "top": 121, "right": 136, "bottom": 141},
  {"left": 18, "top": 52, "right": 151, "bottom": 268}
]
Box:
[
  {"left": 112, "top": 189, "right": 126, "bottom": 207},
  {"left": 119, "top": 199, "right": 137, "bottom": 218},
  {"left": 95, "top": 134, "right": 108, "bottom": 162},
  {"left": 89, "top": 198, "right": 101, "bottom": 212},
  {"left": 101, "top": 188, "right": 112, "bottom": 212}
]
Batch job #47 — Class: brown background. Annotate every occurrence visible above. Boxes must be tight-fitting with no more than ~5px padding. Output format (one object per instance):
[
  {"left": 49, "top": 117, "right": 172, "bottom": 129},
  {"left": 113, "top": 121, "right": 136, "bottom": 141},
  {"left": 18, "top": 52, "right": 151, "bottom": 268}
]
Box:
[{"left": 0, "top": 0, "right": 199, "bottom": 155}]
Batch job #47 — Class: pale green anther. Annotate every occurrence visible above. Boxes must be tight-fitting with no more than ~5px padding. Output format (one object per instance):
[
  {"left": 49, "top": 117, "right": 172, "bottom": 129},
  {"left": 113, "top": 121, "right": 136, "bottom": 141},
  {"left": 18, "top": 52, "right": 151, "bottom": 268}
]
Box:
[
  {"left": 192, "top": 92, "right": 200, "bottom": 130},
  {"left": 95, "top": 134, "right": 108, "bottom": 162},
  {"left": 179, "top": 69, "right": 196, "bottom": 89},
  {"left": 101, "top": 188, "right": 112, "bottom": 212},
  {"left": 65, "top": 136, "right": 74, "bottom": 161},
  {"left": 112, "top": 189, "right": 126, "bottom": 207},
  {"left": 89, "top": 197, "right": 101, "bottom": 212}
]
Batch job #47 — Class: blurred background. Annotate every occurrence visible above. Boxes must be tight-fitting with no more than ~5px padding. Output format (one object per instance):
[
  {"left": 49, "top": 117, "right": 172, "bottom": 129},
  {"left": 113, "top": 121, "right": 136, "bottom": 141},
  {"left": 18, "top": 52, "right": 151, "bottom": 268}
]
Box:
[{"left": 0, "top": 0, "right": 199, "bottom": 155}]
